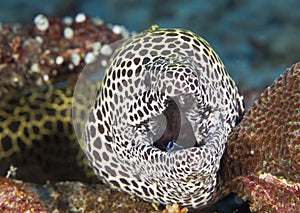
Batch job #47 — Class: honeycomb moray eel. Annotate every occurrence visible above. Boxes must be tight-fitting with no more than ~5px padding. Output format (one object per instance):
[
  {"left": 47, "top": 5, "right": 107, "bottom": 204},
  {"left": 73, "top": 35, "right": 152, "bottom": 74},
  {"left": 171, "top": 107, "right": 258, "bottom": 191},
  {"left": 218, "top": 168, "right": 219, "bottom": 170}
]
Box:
[
  {"left": 0, "top": 86, "right": 96, "bottom": 183},
  {"left": 84, "top": 26, "right": 245, "bottom": 208}
]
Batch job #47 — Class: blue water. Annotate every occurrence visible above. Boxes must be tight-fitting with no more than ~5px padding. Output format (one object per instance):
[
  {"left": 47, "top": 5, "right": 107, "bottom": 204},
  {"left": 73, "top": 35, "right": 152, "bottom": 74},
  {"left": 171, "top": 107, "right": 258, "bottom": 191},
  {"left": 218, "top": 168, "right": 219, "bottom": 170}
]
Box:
[{"left": 1, "top": 0, "right": 299, "bottom": 90}]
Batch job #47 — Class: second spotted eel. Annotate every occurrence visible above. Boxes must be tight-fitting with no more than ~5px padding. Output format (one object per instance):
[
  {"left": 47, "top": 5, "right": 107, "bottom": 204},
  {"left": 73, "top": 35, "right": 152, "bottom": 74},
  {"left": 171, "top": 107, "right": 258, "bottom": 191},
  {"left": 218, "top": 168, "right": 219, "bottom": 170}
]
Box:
[{"left": 83, "top": 26, "right": 244, "bottom": 208}]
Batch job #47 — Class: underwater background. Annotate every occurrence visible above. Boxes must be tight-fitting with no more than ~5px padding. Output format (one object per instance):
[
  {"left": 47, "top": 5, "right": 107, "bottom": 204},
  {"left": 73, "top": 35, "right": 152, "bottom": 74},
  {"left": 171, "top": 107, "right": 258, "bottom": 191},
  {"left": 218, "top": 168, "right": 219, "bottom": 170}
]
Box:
[
  {"left": 0, "top": 1, "right": 299, "bottom": 212},
  {"left": 1, "top": 0, "right": 299, "bottom": 91}
]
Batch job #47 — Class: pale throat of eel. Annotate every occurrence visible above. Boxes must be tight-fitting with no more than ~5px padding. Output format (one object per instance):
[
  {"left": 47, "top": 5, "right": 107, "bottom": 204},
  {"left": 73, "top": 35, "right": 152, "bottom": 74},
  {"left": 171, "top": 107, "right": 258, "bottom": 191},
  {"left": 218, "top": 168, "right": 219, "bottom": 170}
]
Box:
[{"left": 153, "top": 98, "right": 198, "bottom": 152}]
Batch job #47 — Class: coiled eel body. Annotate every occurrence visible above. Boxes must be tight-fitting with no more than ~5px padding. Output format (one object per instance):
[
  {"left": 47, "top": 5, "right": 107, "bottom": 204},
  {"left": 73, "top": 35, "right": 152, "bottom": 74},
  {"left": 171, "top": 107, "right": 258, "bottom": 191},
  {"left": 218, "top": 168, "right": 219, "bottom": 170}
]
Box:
[{"left": 84, "top": 26, "right": 244, "bottom": 208}]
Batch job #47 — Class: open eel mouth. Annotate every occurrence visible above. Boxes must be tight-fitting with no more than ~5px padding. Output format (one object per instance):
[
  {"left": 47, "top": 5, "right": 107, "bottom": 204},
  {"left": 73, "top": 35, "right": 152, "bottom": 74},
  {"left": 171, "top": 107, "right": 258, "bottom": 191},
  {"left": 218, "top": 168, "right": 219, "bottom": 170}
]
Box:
[{"left": 153, "top": 98, "right": 198, "bottom": 152}]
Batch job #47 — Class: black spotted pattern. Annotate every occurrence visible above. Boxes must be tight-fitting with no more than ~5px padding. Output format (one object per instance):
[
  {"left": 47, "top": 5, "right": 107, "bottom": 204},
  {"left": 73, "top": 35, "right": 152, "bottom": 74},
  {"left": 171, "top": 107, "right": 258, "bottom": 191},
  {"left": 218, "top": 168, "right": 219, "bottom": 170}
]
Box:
[{"left": 85, "top": 26, "right": 245, "bottom": 208}]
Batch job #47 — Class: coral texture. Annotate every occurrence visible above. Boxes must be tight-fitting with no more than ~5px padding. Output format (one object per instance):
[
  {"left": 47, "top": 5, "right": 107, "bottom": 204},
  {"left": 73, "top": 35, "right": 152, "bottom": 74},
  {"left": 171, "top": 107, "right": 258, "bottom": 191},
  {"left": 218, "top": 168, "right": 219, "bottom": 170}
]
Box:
[
  {"left": 222, "top": 62, "right": 300, "bottom": 212},
  {"left": 0, "top": 14, "right": 123, "bottom": 103},
  {"left": 0, "top": 177, "right": 46, "bottom": 212},
  {"left": 0, "top": 177, "right": 179, "bottom": 213}
]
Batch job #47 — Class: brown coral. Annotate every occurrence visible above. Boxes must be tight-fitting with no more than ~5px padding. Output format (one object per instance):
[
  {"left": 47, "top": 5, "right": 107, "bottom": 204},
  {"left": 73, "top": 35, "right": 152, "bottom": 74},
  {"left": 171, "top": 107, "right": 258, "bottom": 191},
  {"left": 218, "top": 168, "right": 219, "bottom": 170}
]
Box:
[
  {"left": 222, "top": 62, "right": 300, "bottom": 212},
  {"left": 0, "top": 177, "right": 46, "bottom": 212},
  {"left": 0, "top": 177, "right": 168, "bottom": 213},
  {"left": 230, "top": 173, "right": 300, "bottom": 212},
  {"left": 0, "top": 14, "right": 123, "bottom": 102},
  {"left": 161, "top": 204, "right": 188, "bottom": 213}
]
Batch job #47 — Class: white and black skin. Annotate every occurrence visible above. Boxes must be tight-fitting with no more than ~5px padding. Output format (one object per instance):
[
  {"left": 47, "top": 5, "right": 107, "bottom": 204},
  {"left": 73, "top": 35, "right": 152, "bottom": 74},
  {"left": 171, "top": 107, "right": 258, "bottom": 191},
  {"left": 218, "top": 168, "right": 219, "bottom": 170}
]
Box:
[{"left": 84, "top": 26, "right": 244, "bottom": 208}]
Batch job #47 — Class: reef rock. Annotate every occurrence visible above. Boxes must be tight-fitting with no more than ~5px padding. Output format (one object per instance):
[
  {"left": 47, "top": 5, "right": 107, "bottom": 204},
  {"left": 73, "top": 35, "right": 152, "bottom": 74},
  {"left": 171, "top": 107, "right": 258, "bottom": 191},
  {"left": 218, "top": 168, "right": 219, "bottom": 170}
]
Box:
[
  {"left": 222, "top": 62, "right": 300, "bottom": 212},
  {"left": 0, "top": 177, "right": 47, "bottom": 212}
]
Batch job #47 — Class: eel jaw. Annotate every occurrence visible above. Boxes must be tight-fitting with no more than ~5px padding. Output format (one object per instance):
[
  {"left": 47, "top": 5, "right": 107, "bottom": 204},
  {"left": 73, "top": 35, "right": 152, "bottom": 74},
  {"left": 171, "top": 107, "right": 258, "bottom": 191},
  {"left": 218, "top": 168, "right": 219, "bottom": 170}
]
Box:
[{"left": 153, "top": 98, "right": 197, "bottom": 151}]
